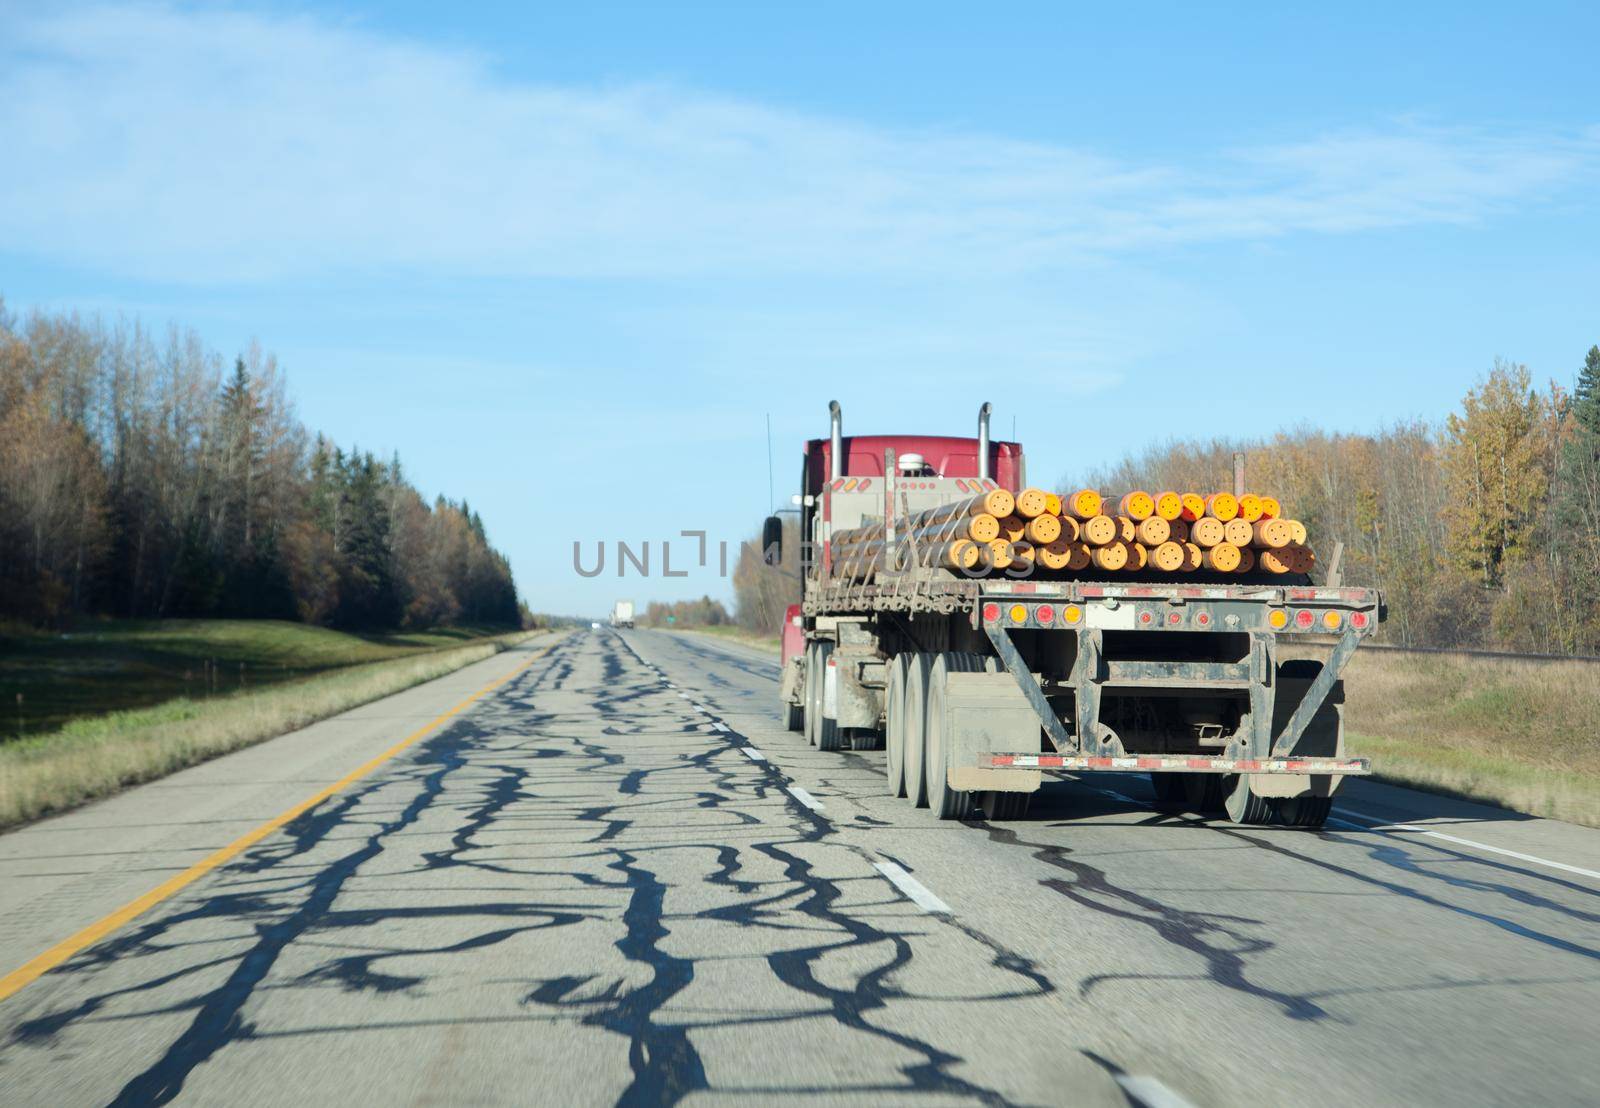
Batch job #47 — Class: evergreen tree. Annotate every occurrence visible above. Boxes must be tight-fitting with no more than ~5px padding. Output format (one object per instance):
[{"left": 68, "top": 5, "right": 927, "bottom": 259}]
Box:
[
  {"left": 332, "top": 451, "right": 403, "bottom": 628},
  {"left": 1573, "top": 345, "right": 1600, "bottom": 432},
  {"left": 1552, "top": 345, "right": 1600, "bottom": 645}
]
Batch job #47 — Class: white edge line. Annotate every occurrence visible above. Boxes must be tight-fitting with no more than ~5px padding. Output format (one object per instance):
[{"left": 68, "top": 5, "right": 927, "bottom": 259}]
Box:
[
  {"left": 786, "top": 785, "right": 823, "bottom": 812},
  {"left": 742, "top": 747, "right": 766, "bottom": 762},
  {"left": 1334, "top": 810, "right": 1600, "bottom": 881},
  {"left": 872, "top": 860, "right": 952, "bottom": 914},
  {"left": 1114, "top": 1074, "right": 1199, "bottom": 1108}
]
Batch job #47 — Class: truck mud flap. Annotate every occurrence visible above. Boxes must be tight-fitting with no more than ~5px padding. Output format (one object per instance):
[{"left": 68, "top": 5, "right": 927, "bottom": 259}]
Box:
[{"left": 944, "top": 673, "right": 1043, "bottom": 794}]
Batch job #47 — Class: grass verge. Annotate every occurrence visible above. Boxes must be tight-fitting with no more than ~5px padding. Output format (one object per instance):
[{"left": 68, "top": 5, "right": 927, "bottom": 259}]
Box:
[
  {"left": 668, "top": 624, "right": 781, "bottom": 654},
  {"left": 1343, "top": 651, "right": 1600, "bottom": 828},
  {"left": 0, "top": 630, "right": 541, "bottom": 830}
]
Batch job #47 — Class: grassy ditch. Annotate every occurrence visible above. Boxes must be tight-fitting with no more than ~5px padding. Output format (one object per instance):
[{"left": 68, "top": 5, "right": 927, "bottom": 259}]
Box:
[
  {"left": 0, "top": 619, "right": 514, "bottom": 738},
  {"left": 1343, "top": 651, "right": 1600, "bottom": 828},
  {"left": 0, "top": 630, "right": 540, "bottom": 830}
]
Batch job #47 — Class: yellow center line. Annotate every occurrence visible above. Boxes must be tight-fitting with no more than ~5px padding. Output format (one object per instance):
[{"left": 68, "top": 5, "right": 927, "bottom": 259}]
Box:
[{"left": 0, "top": 638, "right": 558, "bottom": 1005}]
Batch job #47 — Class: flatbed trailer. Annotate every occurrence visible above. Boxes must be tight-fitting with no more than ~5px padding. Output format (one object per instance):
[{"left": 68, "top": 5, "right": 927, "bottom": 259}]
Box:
[{"left": 772, "top": 402, "right": 1382, "bottom": 827}]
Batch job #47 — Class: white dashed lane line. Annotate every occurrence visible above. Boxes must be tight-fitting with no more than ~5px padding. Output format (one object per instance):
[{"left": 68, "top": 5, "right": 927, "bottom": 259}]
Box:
[
  {"left": 741, "top": 747, "right": 767, "bottom": 762},
  {"left": 872, "top": 860, "right": 952, "bottom": 915},
  {"left": 711, "top": 722, "right": 730, "bottom": 732},
  {"left": 1330, "top": 811, "right": 1600, "bottom": 882},
  {"left": 1114, "top": 1073, "right": 1200, "bottom": 1108},
  {"left": 785, "top": 786, "right": 824, "bottom": 812}
]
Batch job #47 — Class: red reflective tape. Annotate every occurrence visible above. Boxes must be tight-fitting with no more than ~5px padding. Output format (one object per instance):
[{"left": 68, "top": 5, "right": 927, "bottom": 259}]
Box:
[{"left": 989, "top": 755, "right": 1015, "bottom": 766}]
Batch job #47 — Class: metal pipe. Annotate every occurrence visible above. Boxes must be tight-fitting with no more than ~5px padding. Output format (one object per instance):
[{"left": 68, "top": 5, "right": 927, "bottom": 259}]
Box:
[
  {"left": 977, "top": 402, "right": 992, "bottom": 481},
  {"left": 829, "top": 400, "right": 843, "bottom": 480}
]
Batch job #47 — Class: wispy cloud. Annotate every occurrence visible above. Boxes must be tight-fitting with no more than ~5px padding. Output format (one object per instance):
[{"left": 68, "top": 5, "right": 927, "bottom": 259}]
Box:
[{"left": 2, "top": 3, "right": 1596, "bottom": 284}]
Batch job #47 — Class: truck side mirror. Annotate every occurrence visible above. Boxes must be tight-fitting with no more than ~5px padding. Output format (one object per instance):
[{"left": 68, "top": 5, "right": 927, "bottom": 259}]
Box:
[{"left": 761, "top": 515, "right": 783, "bottom": 566}]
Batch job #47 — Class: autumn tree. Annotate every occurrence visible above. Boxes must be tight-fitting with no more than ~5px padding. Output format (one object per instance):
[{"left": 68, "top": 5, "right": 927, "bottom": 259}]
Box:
[{"left": 1442, "top": 360, "right": 1553, "bottom": 589}]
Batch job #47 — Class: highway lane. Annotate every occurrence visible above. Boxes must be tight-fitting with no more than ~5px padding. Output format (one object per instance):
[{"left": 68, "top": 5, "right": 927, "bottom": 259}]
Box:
[{"left": 0, "top": 628, "right": 1597, "bottom": 1106}]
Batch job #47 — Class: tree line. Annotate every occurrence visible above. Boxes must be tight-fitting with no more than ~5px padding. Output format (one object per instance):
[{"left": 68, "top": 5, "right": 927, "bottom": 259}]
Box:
[
  {"left": 0, "top": 301, "right": 521, "bottom": 630},
  {"left": 1067, "top": 348, "right": 1600, "bottom": 653},
  {"left": 641, "top": 596, "right": 733, "bottom": 629}
]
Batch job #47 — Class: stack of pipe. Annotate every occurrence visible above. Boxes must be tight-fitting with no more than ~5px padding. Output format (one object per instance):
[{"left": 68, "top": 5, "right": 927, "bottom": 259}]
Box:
[{"left": 826, "top": 485, "right": 1316, "bottom": 581}]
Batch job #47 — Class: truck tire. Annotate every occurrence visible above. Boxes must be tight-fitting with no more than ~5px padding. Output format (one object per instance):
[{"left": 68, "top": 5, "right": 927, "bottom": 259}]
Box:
[
  {"left": 925, "top": 652, "right": 989, "bottom": 820},
  {"left": 1279, "top": 794, "right": 1333, "bottom": 828},
  {"left": 902, "top": 654, "right": 933, "bottom": 807},
  {"left": 884, "top": 656, "right": 910, "bottom": 798},
  {"left": 814, "top": 643, "right": 843, "bottom": 752},
  {"left": 1183, "top": 773, "right": 1226, "bottom": 814},
  {"left": 1223, "top": 775, "right": 1274, "bottom": 825},
  {"left": 981, "top": 790, "right": 1032, "bottom": 821},
  {"left": 1150, "top": 773, "right": 1187, "bottom": 808},
  {"left": 783, "top": 694, "right": 803, "bottom": 733},
  {"left": 1222, "top": 776, "right": 1331, "bottom": 828},
  {"left": 803, "top": 643, "right": 823, "bottom": 747}
]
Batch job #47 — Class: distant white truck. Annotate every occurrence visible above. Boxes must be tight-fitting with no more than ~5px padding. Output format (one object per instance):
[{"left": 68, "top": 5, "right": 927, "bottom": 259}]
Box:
[{"left": 610, "top": 600, "right": 635, "bottom": 629}]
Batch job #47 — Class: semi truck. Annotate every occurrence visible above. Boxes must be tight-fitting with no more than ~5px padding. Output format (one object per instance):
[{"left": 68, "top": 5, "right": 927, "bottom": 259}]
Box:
[
  {"left": 611, "top": 600, "right": 635, "bottom": 629},
  {"left": 768, "top": 401, "right": 1380, "bottom": 827}
]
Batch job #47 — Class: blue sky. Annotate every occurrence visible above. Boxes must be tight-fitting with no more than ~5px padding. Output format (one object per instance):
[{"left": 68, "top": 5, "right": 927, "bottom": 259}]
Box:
[{"left": 3, "top": 2, "right": 1597, "bottom": 615}]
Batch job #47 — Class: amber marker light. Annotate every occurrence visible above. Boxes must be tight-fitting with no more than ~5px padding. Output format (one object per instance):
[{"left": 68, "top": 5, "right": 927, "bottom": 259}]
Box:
[
  {"left": 1268, "top": 609, "right": 1289, "bottom": 629},
  {"left": 1009, "top": 604, "right": 1028, "bottom": 624},
  {"left": 1062, "top": 604, "right": 1083, "bottom": 624},
  {"left": 1324, "top": 610, "right": 1343, "bottom": 629}
]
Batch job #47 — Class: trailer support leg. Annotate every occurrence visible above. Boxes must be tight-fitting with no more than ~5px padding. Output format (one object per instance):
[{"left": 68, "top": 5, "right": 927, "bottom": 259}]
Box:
[
  {"left": 983, "top": 624, "right": 1076, "bottom": 753},
  {"left": 1246, "top": 632, "right": 1277, "bottom": 759},
  {"left": 1073, "top": 628, "right": 1104, "bottom": 754}
]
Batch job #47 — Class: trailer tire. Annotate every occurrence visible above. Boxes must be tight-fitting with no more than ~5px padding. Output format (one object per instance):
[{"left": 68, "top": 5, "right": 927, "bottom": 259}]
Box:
[
  {"left": 783, "top": 699, "right": 803, "bottom": 732},
  {"left": 981, "top": 791, "right": 1032, "bottom": 821},
  {"left": 884, "top": 656, "right": 910, "bottom": 798},
  {"left": 1150, "top": 773, "right": 1187, "bottom": 808},
  {"left": 926, "top": 653, "right": 988, "bottom": 820},
  {"left": 815, "top": 642, "right": 843, "bottom": 752},
  {"left": 802, "top": 644, "right": 816, "bottom": 746},
  {"left": 1223, "top": 775, "right": 1274, "bottom": 824},
  {"left": 1183, "top": 773, "right": 1226, "bottom": 814},
  {"left": 903, "top": 654, "right": 934, "bottom": 807},
  {"left": 1224, "top": 775, "right": 1332, "bottom": 828},
  {"left": 803, "top": 643, "right": 829, "bottom": 747},
  {"left": 1280, "top": 794, "right": 1332, "bottom": 828}
]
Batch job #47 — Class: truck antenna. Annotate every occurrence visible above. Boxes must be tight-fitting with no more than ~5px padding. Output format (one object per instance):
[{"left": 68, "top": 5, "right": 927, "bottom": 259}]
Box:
[{"left": 766, "top": 412, "right": 775, "bottom": 511}]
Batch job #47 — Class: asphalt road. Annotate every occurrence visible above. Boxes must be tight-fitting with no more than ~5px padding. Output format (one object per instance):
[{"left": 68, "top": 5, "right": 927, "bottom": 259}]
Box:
[{"left": 1, "top": 628, "right": 1597, "bottom": 1107}]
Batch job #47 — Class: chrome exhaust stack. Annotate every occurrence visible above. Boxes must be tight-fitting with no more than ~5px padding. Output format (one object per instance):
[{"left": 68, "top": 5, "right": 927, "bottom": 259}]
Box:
[
  {"left": 977, "top": 401, "right": 992, "bottom": 481},
  {"left": 829, "top": 400, "right": 843, "bottom": 480}
]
